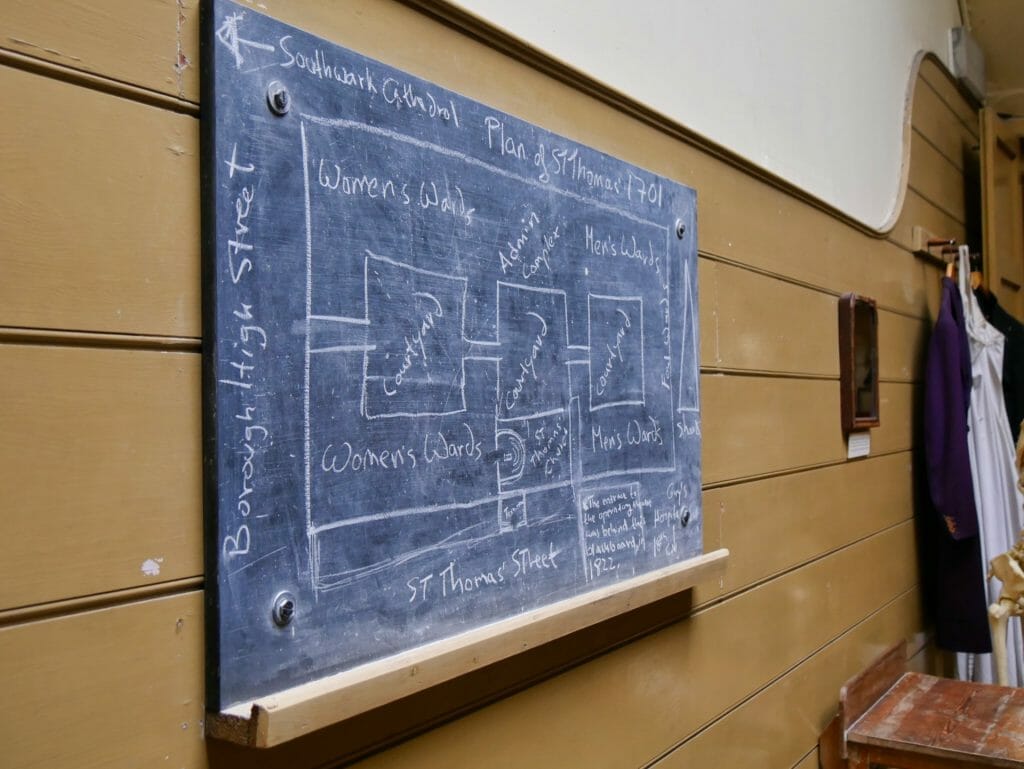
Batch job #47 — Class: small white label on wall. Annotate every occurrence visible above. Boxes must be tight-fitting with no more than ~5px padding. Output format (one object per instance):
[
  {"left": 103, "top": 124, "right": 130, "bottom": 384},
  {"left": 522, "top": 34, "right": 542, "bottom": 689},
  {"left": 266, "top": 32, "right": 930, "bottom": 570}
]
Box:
[{"left": 847, "top": 431, "right": 871, "bottom": 459}]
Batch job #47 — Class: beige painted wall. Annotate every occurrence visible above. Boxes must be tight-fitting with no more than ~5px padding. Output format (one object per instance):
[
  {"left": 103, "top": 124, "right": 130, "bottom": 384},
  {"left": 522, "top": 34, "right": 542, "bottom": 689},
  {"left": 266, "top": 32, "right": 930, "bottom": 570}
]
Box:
[
  {"left": 446, "top": 0, "right": 963, "bottom": 231},
  {"left": 0, "top": 1, "right": 977, "bottom": 767}
]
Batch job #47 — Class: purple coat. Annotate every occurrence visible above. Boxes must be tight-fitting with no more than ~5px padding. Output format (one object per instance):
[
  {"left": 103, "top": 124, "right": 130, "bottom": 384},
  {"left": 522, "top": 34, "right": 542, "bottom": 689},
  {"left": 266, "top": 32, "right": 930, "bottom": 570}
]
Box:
[
  {"left": 922, "top": 277, "right": 991, "bottom": 653},
  {"left": 924, "top": 278, "right": 979, "bottom": 539}
]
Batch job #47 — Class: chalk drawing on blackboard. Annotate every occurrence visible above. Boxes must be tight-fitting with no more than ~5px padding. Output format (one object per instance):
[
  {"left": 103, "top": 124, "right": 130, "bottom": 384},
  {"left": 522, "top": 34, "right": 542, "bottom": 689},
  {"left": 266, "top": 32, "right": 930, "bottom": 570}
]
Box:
[
  {"left": 296, "top": 112, "right": 686, "bottom": 593},
  {"left": 215, "top": 11, "right": 277, "bottom": 72},
  {"left": 300, "top": 114, "right": 668, "bottom": 231},
  {"left": 362, "top": 252, "right": 470, "bottom": 419},
  {"left": 206, "top": 0, "right": 701, "bottom": 707},
  {"left": 587, "top": 294, "right": 646, "bottom": 412},
  {"left": 678, "top": 259, "right": 701, "bottom": 413},
  {"left": 577, "top": 482, "right": 645, "bottom": 581}
]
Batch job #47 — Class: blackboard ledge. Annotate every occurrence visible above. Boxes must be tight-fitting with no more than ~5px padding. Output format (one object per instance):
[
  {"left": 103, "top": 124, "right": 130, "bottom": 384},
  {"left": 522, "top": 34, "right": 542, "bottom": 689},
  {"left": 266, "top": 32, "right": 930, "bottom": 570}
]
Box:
[{"left": 206, "top": 548, "right": 729, "bottom": 747}]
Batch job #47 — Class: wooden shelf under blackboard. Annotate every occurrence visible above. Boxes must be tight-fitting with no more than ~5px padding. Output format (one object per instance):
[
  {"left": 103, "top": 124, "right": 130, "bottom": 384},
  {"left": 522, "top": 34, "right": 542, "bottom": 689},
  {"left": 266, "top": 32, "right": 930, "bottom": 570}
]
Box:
[{"left": 206, "top": 548, "right": 728, "bottom": 748}]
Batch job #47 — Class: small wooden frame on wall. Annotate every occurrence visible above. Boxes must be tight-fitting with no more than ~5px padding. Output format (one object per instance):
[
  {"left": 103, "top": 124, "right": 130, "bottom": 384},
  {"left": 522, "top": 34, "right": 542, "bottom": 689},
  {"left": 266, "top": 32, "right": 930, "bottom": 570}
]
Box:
[{"left": 838, "top": 293, "right": 880, "bottom": 433}]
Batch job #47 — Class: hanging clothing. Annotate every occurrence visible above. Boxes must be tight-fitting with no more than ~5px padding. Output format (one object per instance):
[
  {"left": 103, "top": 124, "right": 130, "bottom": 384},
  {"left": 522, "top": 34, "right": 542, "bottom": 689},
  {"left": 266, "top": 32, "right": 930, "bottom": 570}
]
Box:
[
  {"left": 923, "top": 270, "right": 991, "bottom": 653},
  {"left": 957, "top": 246, "right": 1024, "bottom": 686},
  {"left": 975, "top": 288, "right": 1024, "bottom": 444}
]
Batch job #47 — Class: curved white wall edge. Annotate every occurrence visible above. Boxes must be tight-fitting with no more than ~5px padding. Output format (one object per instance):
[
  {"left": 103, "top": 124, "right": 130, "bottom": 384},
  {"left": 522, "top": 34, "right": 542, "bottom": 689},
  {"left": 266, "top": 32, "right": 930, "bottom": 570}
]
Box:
[{"left": 444, "top": 0, "right": 962, "bottom": 232}]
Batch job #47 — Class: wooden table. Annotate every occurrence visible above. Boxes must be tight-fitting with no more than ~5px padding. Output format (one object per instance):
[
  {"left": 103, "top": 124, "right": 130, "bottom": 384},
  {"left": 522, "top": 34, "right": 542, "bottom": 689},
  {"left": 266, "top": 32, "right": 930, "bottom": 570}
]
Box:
[{"left": 820, "top": 642, "right": 1024, "bottom": 768}]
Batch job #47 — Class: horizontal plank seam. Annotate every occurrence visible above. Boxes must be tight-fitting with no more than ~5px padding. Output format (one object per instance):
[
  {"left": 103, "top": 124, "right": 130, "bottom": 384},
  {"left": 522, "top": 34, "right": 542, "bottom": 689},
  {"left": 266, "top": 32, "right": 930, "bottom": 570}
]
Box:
[
  {"left": 642, "top": 580, "right": 922, "bottom": 769},
  {"left": 0, "top": 338, "right": 920, "bottom": 383},
  {"left": 697, "top": 251, "right": 931, "bottom": 321},
  {"left": 0, "top": 326, "right": 201, "bottom": 352},
  {"left": 0, "top": 48, "right": 199, "bottom": 116},
  {"left": 0, "top": 576, "right": 204, "bottom": 628},
  {"left": 691, "top": 516, "right": 916, "bottom": 616},
  {"left": 702, "top": 367, "right": 837, "bottom": 382},
  {"left": 911, "top": 123, "right": 971, "bottom": 173},
  {"left": 702, "top": 447, "right": 915, "bottom": 491},
  {"left": 906, "top": 181, "right": 968, "bottom": 228},
  {"left": 701, "top": 366, "right": 921, "bottom": 385},
  {"left": 919, "top": 71, "right": 981, "bottom": 140},
  {"left": 789, "top": 745, "right": 819, "bottom": 769}
]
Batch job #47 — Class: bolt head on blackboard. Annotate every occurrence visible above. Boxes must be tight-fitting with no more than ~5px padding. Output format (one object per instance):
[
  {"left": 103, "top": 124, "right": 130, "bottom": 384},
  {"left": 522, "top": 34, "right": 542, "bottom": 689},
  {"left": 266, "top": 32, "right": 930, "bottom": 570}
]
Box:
[
  {"left": 266, "top": 82, "right": 290, "bottom": 116},
  {"left": 675, "top": 220, "right": 686, "bottom": 239},
  {"left": 272, "top": 591, "right": 296, "bottom": 627}
]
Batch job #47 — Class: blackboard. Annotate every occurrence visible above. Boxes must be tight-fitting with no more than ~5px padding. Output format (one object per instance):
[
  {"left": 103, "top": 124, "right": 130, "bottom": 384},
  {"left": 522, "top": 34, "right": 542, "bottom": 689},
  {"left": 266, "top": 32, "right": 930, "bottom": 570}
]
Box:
[{"left": 203, "top": 0, "right": 702, "bottom": 713}]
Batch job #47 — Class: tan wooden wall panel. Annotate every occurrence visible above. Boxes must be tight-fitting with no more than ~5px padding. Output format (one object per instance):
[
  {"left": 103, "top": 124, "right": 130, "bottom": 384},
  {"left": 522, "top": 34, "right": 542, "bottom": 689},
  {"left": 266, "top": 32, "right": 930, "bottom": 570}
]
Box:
[
  {"left": 793, "top": 751, "right": 819, "bottom": 769},
  {"left": 698, "top": 262, "right": 927, "bottom": 383},
  {"left": 0, "top": 65, "right": 200, "bottom": 337},
  {"left": 919, "top": 59, "right": 980, "bottom": 140},
  {"left": 2, "top": 592, "right": 206, "bottom": 769},
  {"left": 0, "top": 0, "right": 200, "bottom": 101},
  {"left": 911, "top": 78, "right": 979, "bottom": 171},
  {"left": 0, "top": 344, "right": 202, "bottom": 611},
  {"left": 655, "top": 588, "right": 923, "bottom": 769},
  {"left": 694, "top": 156, "right": 930, "bottom": 317},
  {"left": 908, "top": 134, "right": 968, "bottom": 224},
  {"left": 878, "top": 311, "right": 927, "bottom": 383},
  {"left": 889, "top": 187, "right": 968, "bottom": 254},
  {"left": 873, "top": 382, "right": 916, "bottom": 455},
  {"left": 352, "top": 523, "right": 918, "bottom": 769},
  {"left": 700, "top": 259, "right": 838, "bottom": 376},
  {"left": 702, "top": 375, "right": 843, "bottom": 484},
  {"left": 703, "top": 376, "right": 914, "bottom": 484},
  {"left": 699, "top": 452, "right": 914, "bottom": 603}
]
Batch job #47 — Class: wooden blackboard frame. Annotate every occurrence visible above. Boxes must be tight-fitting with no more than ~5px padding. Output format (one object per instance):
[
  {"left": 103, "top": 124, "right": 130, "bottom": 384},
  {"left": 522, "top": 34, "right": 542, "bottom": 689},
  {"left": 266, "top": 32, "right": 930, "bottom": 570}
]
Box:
[
  {"left": 201, "top": 0, "right": 724, "bottom": 742},
  {"left": 207, "top": 549, "right": 727, "bottom": 747}
]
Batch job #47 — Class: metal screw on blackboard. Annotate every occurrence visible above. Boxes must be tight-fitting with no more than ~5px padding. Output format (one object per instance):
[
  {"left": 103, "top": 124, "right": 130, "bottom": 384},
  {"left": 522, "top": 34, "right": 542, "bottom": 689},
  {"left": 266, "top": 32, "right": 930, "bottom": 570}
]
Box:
[
  {"left": 272, "top": 591, "right": 296, "bottom": 627},
  {"left": 266, "top": 81, "right": 290, "bottom": 116},
  {"left": 675, "top": 220, "right": 686, "bottom": 239}
]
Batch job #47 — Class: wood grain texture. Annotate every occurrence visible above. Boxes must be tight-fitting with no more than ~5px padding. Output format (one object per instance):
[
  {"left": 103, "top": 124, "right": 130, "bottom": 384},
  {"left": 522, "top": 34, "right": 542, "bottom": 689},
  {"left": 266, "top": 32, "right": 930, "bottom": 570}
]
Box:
[
  {"left": 0, "top": 344, "right": 202, "bottom": 611},
  {"left": 350, "top": 523, "right": 919, "bottom": 769},
  {"left": 849, "top": 673, "right": 1024, "bottom": 767},
  {"left": 0, "top": 0, "right": 199, "bottom": 101},
  {"left": 1, "top": 592, "right": 206, "bottom": 769},
  {"left": 653, "top": 588, "right": 923, "bottom": 769},
  {"left": 0, "top": 65, "right": 200, "bottom": 337}
]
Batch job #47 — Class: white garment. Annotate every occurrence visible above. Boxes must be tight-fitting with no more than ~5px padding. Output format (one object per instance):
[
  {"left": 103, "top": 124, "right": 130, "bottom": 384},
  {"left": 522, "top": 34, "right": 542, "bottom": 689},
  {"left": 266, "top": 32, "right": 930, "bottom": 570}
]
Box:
[{"left": 956, "top": 246, "right": 1024, "bottom": 686}]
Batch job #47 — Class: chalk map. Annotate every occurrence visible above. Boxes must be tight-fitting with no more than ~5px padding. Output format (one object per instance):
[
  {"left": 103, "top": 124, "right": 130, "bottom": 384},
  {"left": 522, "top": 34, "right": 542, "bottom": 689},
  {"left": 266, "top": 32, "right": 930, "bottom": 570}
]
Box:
[{"left": 207, "top": 0, "right": 702, "bottom": 709}]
